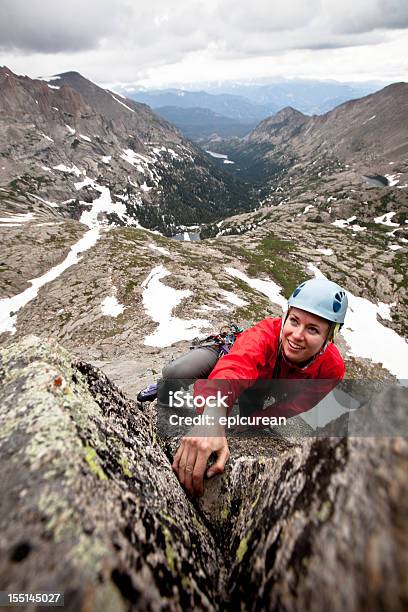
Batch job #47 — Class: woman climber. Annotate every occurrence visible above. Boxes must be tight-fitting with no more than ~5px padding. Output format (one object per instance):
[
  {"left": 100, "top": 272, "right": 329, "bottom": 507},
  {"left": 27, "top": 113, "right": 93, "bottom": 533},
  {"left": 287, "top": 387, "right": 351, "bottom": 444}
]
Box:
[{"left": 141, "top": 277, "right": 348, "bottom": 497}]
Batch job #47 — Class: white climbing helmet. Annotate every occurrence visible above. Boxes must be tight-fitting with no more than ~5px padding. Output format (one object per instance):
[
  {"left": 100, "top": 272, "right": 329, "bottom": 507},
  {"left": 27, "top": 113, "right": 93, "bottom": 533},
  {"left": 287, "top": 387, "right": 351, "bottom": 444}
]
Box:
[{"left": 288, "top": 278, "right": 348, "bottom": 324}]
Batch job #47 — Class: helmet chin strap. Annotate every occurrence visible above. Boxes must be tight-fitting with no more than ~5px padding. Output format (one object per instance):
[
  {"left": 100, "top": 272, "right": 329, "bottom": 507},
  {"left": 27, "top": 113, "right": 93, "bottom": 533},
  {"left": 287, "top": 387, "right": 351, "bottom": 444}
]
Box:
[
  {"left": 317, "top": 326, "right": 331, "bottom": 356},
  {"left": 318, "top": 322, "right": 341, "bottom": 355},
  {"left": 279, "top": 310, "right": 289, "bottom": 344}
]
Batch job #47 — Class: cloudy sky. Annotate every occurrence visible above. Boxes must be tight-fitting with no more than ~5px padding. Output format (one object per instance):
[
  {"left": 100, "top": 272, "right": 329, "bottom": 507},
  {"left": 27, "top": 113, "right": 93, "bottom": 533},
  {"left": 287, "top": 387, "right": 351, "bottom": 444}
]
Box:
[{"left": 0, "top": 0, "right": 407, "bottom": 89}]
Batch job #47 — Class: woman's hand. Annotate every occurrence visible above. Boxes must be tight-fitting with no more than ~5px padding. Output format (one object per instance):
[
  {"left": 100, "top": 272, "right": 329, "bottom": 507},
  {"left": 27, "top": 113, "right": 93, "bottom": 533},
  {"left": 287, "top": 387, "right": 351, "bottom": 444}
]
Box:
[{"left": 172, "top": 430, "right": 230, "bottom": 497}]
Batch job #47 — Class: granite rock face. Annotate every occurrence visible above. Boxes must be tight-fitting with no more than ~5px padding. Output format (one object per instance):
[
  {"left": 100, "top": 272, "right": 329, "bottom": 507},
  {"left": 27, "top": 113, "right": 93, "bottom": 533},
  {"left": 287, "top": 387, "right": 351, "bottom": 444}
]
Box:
[
  {"left": 0, "top": 336, "right": 220, "bottom": 611},
  {"left": 1, "top": 336, "right": 407, "bottom": 611}
]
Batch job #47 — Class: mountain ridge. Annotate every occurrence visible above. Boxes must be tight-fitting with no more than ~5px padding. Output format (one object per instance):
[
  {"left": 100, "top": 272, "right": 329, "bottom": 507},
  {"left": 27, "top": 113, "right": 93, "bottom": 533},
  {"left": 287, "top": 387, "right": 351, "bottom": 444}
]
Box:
[
  {"left": 0, "top": 67, "right": 255, "bottom": 233},
  {"left": 127, "top": 87, "right": 279, "bottom": 121},
  {"left": 203, "top": 82, "right": 408, "bottom": 186}
]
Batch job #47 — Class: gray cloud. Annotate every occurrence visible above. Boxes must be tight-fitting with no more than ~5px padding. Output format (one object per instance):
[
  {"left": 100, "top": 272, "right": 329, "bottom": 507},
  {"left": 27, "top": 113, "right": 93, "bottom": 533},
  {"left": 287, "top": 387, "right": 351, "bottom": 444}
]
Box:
[
  {"left": 2, "top": 0, "right": 407, "bottom": 56},
  {"left": 0, "top": 0, "right": 407, "bottom": 83},
  {"left": 216, "top": 0, "right": 318, "bottom": 33},
  {"left": 209, "top": 0, "right": 408, "bottom": 59},
  {"left": 0, "top": 0, "right": 127, "bottom": 53},
  {"left": 322, "top": 0, "right": 408, "bottom": 34}
]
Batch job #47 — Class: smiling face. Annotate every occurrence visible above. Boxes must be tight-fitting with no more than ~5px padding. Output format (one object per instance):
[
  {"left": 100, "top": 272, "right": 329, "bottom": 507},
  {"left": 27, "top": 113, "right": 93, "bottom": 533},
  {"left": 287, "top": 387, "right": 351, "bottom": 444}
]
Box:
[{"left": 281, "top": 307, "right": 331, "bottom": 365}]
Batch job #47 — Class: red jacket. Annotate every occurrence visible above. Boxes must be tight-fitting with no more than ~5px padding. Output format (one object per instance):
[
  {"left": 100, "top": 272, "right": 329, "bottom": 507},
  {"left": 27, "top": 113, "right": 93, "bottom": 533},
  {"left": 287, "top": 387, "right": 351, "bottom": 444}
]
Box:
[{"left": 195, "top": 317, "right": 345, "bottom": 418}]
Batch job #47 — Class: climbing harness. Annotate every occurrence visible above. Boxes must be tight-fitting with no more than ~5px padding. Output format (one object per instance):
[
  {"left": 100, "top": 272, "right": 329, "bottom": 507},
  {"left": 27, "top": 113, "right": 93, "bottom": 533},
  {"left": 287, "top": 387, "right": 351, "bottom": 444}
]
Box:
[
  {"left": 190, "top": 323, "right": 243, "bottom": 357},
  {"left": 136, "top": 324, "right": 243, "bottom": 403}
]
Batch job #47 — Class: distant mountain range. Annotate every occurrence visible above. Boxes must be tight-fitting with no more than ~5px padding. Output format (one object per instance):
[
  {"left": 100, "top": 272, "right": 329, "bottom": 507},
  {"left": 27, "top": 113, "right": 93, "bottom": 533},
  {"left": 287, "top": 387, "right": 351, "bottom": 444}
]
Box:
[
  {"left": 202, "top": 83, "right": 408, "bottom": 186},
  {"left": 1, "top": 68, "right": 406, "bottom": 234},
  {"left": 201, "top": 79, "right": 383, "bottom": 115},
  {"left": 126, "top": 88, "right": 278, "bottom": 121},
  {"left": 124, "top": 80, "right": 385, "bottom": 141},
  {"left": 153, "top": 106, "right": 258, "bottom": 141}
]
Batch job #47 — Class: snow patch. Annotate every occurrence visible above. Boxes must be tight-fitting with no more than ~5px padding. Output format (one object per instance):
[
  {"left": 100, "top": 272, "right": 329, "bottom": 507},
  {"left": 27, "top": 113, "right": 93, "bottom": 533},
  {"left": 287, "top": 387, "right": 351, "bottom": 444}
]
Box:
[
  {"left": 374, "top": 212, "right": 399, "bottom": 227},
  {"left": 0, "top": 227, "right": 99, "bottom": 334},
  {"left": 0, "top": 178, "right": 141, "bottom": 334},
  {"left": 206, "top": 150, "right": 228, "bottom": 159},
  {"left": 121, "top": 149, "right": 143, "bottom": 167},
  {"left": 225, "top": 267, "right": 287, "bottom": 312},
  {"left": 141, "top": 265, "right": 210, "bottom": 347},
  {"left": 332, "top": 216, "right": 366, "bottom": 231},
  {"left": 109, "top": 89, "right": 126, "bottom": 99},
  {"left": 0, "top": 213, "right": 35, "bottom": 224},
  {"left": 30, "top": 193, "right": 59, "bottom": 208},
  {"left": 38, "top": 75, "right": 61, "bottom": 82},
  {"left": 53, "top": 164, "right": 81, "bottom": 177},
  {"left": 317, "top": 248, "right": 333, "bottom": 256},
  {"left": 39, "top": 132, "right": 54, "bottom": 142},
  {"left": 110, "top": 92, "right": 135, "bottom": 113},
  {"left": 362, "top": 114, "right": 376, "bottom": 125},
  {"left": 167, "top": 148, "right": 180, "bottom": 159},
  {"left": 219, "top": 290, "right": 248, "bottom": 307},
  {"left": 35, "top": 222, "right": 64, "bottom": 227},
  {"left": 152, "top": 146, "right": 167, "bottom": 156},
  {"left": 101, "top": 294, "right": 124, "bottom": 317},
  {"left": 74, "top": 177, "right": 95, "bottom": 190},
  {"left": 75, "top": 178, "right": 132, "bottom": 227},
  {"left": 385, "top": 174, "right": 399, "bottom": 186},
  {"left": 148, "top": 243, "right": 171, "bottom": 256},
  {"left": 377, "top": 302, "right": 395, "bottom": 321}
]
